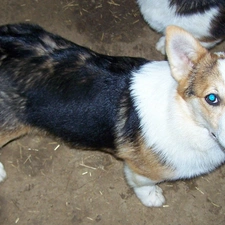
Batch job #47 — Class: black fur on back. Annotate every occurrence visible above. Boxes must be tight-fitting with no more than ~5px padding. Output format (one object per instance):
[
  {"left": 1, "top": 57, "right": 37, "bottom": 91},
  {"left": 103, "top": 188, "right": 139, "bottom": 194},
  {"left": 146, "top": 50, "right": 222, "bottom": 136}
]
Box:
[
  {"left": 210, "top": 8, "right": 225, "bottom": 39},
  {"left": 169, "top": 0, "right": 224, "bottom": 15},
  {"left": 0, "top": 23, "right": 148, "bottom": 150}
]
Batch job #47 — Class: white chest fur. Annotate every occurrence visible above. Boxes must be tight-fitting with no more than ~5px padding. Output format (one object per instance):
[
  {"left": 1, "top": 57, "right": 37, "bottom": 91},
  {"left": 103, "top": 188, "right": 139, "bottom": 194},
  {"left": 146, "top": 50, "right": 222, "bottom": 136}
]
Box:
[{"left": 130, "top": 62, "right": 225, "bottom": 180}]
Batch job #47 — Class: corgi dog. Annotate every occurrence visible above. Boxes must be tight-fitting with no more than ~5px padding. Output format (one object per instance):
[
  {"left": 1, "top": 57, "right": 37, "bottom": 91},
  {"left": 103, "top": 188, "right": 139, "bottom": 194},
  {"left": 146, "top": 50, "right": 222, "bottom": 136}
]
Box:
[
  {"left": 0, "top": 23, "right": 225, "bottom": 207},
  {"left": 137, "top": 0, "right": 225, "bottom": 54}
]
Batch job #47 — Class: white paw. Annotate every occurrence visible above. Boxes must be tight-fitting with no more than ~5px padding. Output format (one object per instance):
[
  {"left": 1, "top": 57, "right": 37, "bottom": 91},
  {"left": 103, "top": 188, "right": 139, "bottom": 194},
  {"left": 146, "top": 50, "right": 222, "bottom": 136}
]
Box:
[
  {"left": 156, "top": 36, "right": 166, "bottom": 54},
  {"left": 0, "top": 162, "right": 7, "bottom": 182},
  {"left": 134, "top": 185, "right": 165, "bottom": 207}
]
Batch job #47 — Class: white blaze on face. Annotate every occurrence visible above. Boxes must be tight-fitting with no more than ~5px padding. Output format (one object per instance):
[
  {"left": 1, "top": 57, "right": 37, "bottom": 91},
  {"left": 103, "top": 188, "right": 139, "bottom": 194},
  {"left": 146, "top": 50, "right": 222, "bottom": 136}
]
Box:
[{"left": 216, "top": 59, "right": 225, "bottom": 148}]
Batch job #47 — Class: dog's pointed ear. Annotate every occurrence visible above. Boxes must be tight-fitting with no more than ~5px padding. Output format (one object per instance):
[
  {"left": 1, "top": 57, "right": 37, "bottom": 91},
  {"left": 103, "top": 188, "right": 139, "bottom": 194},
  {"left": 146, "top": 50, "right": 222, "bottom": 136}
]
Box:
[{"left": 165, "top": 26, "right": 207, "bottom": 82}]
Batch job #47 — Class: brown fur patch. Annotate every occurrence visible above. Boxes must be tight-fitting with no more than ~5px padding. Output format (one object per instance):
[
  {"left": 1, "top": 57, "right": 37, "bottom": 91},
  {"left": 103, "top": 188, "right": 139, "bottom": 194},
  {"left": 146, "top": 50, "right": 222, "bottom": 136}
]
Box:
[
  {"left": 177, "top": 53, "right": 221, "bottom": 98},
  {"left": 177, "top": 52, "right": 225, "bottom": 130},
  {"left": 116, "top": 136, "right": 175, "bottom": 182}
]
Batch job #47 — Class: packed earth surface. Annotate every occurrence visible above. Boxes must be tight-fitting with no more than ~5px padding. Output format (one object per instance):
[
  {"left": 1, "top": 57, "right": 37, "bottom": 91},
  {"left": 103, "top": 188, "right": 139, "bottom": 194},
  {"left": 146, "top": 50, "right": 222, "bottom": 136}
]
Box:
[{"left": 0, "top": 0, "right": 225, "bottom": 224}]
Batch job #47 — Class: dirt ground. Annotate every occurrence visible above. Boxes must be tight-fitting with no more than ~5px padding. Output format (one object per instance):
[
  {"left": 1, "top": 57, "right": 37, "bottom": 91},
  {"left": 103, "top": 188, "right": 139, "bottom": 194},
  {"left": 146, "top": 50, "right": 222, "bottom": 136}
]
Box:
[{"left": 0, "top": 0, "right": 225, "bottom": 224}]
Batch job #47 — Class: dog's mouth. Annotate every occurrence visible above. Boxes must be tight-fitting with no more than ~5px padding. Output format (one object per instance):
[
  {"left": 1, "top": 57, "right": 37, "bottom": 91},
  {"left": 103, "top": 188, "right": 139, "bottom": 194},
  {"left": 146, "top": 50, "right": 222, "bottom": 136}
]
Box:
[
  {"left": 211, "top": 132, "right": 217, "bottom": 140},
  {"left": 211, "top": 132, "right": 225, "bottom": 150}
]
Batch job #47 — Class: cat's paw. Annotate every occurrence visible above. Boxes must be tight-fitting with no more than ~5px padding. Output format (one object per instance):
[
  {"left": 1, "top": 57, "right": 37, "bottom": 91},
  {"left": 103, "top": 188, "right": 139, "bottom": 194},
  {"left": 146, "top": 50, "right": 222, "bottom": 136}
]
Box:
[{"left": 156, "top": 36, "right": 166, "bottom": 54}]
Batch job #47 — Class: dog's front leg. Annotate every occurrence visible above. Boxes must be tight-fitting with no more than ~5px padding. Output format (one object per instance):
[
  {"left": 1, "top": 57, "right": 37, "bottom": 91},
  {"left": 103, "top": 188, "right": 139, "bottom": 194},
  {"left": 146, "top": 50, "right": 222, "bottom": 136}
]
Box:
[{"left": 124, "top": 163, "right": 165, "bottom": 207}]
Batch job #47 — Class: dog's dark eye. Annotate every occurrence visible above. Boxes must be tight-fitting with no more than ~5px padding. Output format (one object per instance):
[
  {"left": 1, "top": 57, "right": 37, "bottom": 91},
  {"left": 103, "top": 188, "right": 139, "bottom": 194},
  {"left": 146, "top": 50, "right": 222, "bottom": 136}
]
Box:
[{"left": 205, "top": 94, "right": 220, "bottom": 106}]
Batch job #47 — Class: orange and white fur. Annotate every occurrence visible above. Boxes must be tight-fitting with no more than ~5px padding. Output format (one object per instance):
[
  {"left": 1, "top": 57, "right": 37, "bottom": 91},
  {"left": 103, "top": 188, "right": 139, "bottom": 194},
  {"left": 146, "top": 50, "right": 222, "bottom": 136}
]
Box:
[{"left": 0, "top": 24, "right": 225, "bottom": 207}]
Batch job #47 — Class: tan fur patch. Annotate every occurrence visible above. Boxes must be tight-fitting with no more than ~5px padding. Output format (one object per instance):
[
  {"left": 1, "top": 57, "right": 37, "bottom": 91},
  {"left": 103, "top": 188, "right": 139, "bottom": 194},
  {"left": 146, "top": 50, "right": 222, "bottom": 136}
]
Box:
[
  {"left": 178, "top": 53, "right": 220, "bottom": 97},
  {"left": 177, "top": 52, "right": 225, "bottom": 130},
  {"left": 117, "top": 136, "right": 175, "bottom": 182}
]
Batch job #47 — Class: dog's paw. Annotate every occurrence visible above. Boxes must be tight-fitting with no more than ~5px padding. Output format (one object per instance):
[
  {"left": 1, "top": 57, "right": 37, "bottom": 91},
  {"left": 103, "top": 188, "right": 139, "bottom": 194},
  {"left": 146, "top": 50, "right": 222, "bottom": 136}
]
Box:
[
  {"left": 0, "top": 162, "right": 6, "bottom": 182},
  {"left": 156, "top": 36, "right": 166, "bottom": 55},
  {"left": 134, "top": 185, "right": 165, "bottom": 207}
]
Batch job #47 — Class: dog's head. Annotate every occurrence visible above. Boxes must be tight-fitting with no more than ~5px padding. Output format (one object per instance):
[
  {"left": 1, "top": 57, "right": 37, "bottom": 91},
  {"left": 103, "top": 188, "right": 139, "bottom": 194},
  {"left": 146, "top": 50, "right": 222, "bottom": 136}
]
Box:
[{"left": 166, "top": 25, "right": 225, "bottom": 148}]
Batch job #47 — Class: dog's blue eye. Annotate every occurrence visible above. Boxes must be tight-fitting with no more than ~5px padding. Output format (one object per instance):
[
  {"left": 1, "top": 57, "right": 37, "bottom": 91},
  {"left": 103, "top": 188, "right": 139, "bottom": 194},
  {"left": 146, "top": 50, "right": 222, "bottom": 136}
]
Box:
[
  {"left": 205, "top": 94, "right": 220, "bottom": 106},
  {"left": 208, "top": 94, "right": 216, "bottom": 101}
]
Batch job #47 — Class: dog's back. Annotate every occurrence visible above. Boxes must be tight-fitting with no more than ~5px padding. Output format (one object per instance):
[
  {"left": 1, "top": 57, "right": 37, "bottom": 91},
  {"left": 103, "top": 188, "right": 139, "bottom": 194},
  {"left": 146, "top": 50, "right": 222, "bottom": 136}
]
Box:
[{"left": 0, "top": 23, "right": 148, "bottom": 149}]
